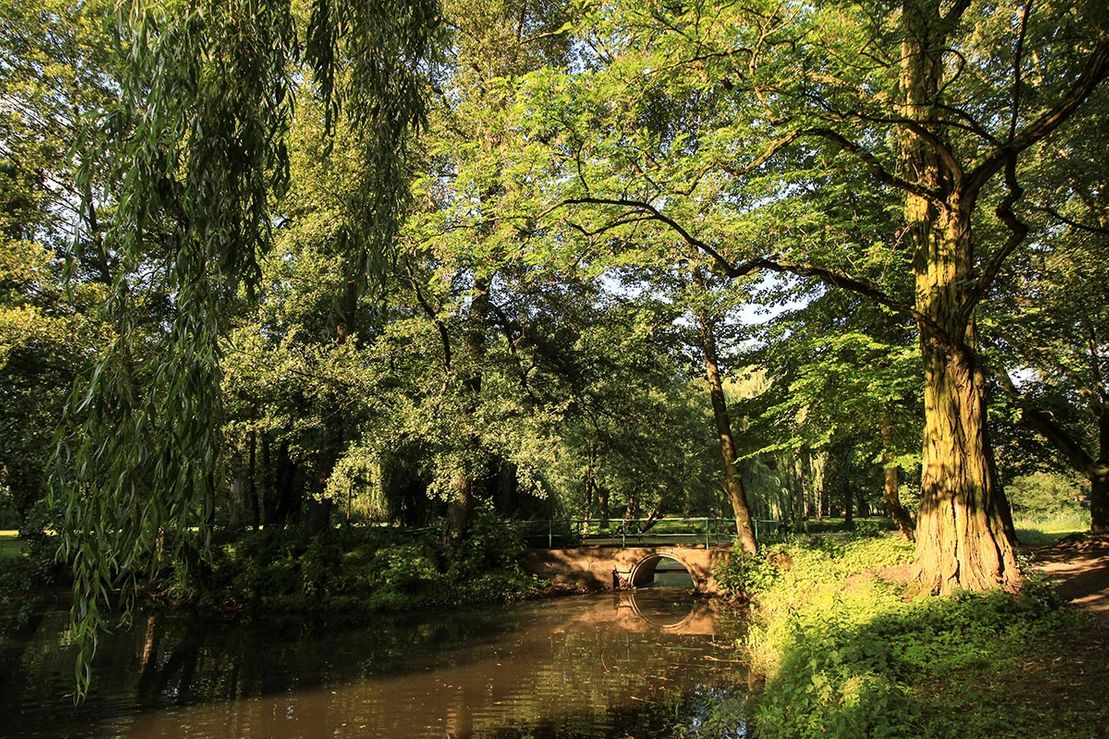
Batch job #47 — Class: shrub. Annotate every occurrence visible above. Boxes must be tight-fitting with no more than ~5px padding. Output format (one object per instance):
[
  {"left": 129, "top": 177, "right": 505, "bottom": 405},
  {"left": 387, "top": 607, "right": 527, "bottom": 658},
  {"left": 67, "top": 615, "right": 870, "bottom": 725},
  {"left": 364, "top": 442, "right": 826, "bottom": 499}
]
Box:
[
  {"left": 715, "top": 548, "right": 783, "bottom": 598},
  {"left": 742, "top": 533, "right": 1080, "bottom": 739}
]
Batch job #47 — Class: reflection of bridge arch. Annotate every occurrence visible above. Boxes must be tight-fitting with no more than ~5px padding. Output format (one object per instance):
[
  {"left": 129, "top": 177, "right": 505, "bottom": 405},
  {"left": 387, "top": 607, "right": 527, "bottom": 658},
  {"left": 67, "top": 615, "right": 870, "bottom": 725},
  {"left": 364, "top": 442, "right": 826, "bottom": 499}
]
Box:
[
  {"left": 619, "top": 590, "right": 697, "bottom": 631},
  {"left": 628, "top": 552, "right": 696, "bottom": 589}
]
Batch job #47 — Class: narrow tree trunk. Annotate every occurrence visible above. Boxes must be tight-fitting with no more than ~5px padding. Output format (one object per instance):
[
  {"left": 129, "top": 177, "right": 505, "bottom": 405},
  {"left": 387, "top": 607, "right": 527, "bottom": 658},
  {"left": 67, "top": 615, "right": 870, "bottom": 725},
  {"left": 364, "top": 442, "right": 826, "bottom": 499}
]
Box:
[
  {"left": 446, "top": 274, "right": 491, "bottom": 541},
  {"left": 584, "top": 446, "right": 595, "bottom": 526},
  {"left": 261, "top": 435, "right": 275, "bottom": 525},
  {"left": 624, "top": 495, "right": 638, "bottom": 522},
  {"left": 599, "top": 483, "right": 610, "bottom": 528},
  {"left": 446, "top": 472, "right": 474, "bottom": 544},
  {"left": 247, "top": 430, "right": 259, "bottom": 531},
  {"left": 881, "top": 411, "right": 915, "bottom": 540},
  {"left": 694, "top": 273, "right": 758, "bottom": 554},
  {"left": 1092, "top": 412, "right": 1109, "bottom": 533}
]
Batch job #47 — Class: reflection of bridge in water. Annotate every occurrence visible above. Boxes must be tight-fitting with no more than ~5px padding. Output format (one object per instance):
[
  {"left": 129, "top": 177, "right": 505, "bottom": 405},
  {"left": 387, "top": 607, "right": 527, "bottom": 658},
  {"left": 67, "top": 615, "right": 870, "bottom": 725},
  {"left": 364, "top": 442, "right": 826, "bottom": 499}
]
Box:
[
  {"left": 616, "top": 590, "right": 721, "bottom": 634},
  {"left": 524, "top": 544, "right": 732, "bottom": 595}
]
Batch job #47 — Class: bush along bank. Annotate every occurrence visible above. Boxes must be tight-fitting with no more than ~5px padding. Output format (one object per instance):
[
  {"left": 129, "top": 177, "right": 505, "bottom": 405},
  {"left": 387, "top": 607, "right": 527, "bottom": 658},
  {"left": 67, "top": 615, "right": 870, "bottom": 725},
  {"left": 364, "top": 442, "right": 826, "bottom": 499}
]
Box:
[
  {"left": 150, "top": 509, "right": 544, "bottom": 616},
  {"left": 715, "top": 531, "right": 1106, "bottom": 738}
]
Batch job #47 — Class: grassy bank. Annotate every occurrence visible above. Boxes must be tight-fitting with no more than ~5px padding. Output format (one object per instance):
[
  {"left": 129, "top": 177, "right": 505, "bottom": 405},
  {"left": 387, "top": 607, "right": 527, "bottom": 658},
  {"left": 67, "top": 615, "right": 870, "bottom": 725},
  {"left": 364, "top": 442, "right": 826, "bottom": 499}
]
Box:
[{"left": 717, "top": 530, "right": 1106, "bottom": 738}]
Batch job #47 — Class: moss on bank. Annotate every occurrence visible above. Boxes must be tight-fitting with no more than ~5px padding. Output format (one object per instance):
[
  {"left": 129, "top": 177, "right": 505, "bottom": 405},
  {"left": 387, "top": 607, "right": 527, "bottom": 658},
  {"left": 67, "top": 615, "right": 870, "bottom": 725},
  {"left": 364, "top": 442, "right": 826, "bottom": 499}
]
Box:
[{"left": 716, "top": 532, "right": 1107, "bottom": 738}]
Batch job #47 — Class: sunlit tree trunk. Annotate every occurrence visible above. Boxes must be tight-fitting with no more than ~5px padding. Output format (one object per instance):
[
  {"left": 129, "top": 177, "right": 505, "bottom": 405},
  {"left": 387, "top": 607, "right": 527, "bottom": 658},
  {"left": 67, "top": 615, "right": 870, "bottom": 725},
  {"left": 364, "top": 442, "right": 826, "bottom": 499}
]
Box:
[{"left": 899, "top": 0, "right": 1019, "bottom": 593}]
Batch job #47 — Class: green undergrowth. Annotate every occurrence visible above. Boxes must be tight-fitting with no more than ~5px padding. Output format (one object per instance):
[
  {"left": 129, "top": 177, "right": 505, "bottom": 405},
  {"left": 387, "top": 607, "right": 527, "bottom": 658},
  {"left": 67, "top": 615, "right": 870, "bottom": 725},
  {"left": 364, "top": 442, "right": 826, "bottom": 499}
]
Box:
[
  {"left": 159, "top": 509, "right": 543, "bottom": 614},
  {"left": 0, "top": 534, "right": 66, "bottom": 633},
  {"left": 715, "top": 532, "right": 1104, "bottom": 738}
]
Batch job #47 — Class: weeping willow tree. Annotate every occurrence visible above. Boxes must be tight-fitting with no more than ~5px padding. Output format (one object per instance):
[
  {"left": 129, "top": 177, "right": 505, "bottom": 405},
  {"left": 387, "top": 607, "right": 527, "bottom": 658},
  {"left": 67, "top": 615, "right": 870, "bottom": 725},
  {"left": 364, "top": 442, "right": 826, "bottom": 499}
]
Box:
[{"left": 51, "top": 0, "right": 439, "bottom": 697}]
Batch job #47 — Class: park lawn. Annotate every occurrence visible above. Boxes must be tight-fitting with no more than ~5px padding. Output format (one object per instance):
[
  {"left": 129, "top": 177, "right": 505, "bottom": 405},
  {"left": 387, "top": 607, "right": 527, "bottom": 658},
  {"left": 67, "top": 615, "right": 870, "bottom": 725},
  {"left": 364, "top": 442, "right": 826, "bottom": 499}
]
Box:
[{"left": 1014, "top": 510, "right": 1089, "bottom": 547}]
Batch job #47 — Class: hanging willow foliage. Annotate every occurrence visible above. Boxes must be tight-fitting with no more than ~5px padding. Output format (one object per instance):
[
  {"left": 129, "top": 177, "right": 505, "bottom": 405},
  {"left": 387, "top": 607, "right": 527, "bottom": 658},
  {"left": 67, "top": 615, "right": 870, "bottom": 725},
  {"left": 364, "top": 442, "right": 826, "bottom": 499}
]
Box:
[{"left": 52, "top": 0, "right": 439, "bottom": 699}]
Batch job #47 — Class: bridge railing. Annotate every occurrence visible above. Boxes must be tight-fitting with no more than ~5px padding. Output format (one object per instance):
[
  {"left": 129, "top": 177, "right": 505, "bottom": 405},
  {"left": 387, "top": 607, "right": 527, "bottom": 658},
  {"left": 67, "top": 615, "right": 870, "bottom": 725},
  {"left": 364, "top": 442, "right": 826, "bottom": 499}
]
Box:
[{"left": 516, "top": 517, "right": 781, "bottom": 549}]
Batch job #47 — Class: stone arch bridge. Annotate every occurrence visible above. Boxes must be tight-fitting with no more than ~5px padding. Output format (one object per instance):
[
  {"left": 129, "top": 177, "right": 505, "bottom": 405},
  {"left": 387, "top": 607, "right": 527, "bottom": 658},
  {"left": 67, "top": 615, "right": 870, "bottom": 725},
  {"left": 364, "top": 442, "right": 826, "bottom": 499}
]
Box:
[{"left": 524, "top": 544, "right": 732, "bottom": 595}]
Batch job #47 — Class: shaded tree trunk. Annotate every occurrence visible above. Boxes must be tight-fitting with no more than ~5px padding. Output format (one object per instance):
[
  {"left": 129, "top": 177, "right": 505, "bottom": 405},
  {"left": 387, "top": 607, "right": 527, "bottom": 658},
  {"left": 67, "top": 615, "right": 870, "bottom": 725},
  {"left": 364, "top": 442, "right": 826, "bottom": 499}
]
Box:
[
  {"left": 881, "top": 410, "right": 915, "bottom": 540},
  {"left": 843, "top": 476, "right": 854, "bottom": 527},
  {"left": 999, "top": 372, "right": 1108, "bottom": 534},
  {"left": 694, "top": 271, "right": 758, "bottom": 554},
  {"left": 248, "top": 430, "right": 259, "bottom": 531},
  {"left": 1093, "top": 412, "right": 1109, "bottom": 533},
  {"left": 446, "top": 275, "right": 491, "bottom": 542},
  {"left": 261, "top": 434, "right": 276, "bottom": 525},
  {"left": 583, "top": 446, "right": 595, "bottom": 526}
]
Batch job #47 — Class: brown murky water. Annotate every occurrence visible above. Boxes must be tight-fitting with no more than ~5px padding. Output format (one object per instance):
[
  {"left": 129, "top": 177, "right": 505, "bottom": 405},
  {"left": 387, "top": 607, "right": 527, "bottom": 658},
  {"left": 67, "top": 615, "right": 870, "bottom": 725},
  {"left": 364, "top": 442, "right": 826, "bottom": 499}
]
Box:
[{"left": 0, "top": 592, "right": 748, "bottom": 738}]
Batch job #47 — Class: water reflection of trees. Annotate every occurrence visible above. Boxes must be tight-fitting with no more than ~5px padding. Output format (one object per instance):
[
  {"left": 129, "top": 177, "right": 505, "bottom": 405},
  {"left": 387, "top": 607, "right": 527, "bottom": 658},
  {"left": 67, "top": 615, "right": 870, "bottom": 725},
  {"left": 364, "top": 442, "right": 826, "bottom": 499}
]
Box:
[{"left": 5, "top": 596, "right": 747, "bottom": 738}]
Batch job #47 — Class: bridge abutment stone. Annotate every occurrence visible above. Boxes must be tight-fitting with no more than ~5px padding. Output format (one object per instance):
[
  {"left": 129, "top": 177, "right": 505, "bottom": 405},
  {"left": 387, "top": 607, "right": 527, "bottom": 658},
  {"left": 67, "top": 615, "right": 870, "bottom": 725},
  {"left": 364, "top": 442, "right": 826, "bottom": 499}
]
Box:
[{"left": 523, "top": 545, "right": 731, "bottom": 594}]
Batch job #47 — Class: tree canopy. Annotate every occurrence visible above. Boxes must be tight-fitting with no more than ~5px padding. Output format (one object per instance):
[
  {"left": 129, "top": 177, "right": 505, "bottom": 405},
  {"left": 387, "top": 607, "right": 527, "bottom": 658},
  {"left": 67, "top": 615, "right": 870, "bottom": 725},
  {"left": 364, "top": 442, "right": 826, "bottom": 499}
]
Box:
[{"left": 0, "top": 0, "right": 1105, "bottom": 694}]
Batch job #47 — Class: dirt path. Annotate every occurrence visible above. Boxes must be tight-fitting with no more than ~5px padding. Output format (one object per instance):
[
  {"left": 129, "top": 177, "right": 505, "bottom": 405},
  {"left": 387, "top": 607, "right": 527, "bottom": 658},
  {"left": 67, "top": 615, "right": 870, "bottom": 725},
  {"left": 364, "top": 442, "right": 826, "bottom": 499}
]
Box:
[{"left": 1027, "top": 535, "right": 1109, "bottom": 615}]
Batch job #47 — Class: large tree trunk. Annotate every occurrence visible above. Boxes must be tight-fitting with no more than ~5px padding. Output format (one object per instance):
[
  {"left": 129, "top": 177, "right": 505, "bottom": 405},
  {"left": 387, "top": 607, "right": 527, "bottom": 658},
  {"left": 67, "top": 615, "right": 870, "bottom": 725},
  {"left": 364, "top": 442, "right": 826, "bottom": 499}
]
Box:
[
  {"left": 901, "top": 0, "right": 1019, "bottom": 593},
  {"left": 881, "top": 410, "right": 915, "bottom": 540},
  {"left": 913, "top": 333, "right": 1019, "bottom": 592},
  {"left": 694, "top": 273, "right": 759, "bottom": 554}
]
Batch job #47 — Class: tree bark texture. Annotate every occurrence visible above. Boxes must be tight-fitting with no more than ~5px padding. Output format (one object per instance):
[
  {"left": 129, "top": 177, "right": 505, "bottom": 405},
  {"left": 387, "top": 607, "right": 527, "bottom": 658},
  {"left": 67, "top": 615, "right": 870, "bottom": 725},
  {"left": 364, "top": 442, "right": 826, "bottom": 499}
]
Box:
[{"left": 901, "top": 0, "right": 1019, "bottom": 593}]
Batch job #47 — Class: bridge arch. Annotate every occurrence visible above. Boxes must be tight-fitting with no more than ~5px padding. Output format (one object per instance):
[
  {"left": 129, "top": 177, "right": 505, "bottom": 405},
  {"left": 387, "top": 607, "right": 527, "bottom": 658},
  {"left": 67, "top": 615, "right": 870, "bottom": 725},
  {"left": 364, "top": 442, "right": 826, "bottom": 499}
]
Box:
[{"left": 628, "top": 552, "right": 697, "bottom": 589}]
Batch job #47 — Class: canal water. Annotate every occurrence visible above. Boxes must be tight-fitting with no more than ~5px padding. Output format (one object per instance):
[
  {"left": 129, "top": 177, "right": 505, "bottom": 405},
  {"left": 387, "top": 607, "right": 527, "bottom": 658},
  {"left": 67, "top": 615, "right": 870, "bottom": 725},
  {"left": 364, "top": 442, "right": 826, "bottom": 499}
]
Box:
[{"left": 0, "top": 592, "right": 748, "bottom": 738}]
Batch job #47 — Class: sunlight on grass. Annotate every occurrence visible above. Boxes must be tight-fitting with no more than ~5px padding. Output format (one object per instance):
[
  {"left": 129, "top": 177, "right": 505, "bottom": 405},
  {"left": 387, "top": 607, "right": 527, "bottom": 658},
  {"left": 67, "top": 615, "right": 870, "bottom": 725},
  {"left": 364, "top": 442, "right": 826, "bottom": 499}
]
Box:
[
  {"left": 1014, "top": 511, "right": 1088, "bottom": 547},
  {"left": 0, "top": 530, "right": 21, "bottom": 561}
]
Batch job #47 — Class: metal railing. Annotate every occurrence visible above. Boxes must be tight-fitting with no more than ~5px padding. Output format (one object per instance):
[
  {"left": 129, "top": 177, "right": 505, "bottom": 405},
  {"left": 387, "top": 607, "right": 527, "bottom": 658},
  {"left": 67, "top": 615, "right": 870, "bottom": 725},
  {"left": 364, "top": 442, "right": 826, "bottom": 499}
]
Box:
[{"left": 515, "top": 516, "right": 781, "bottom": 549}]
